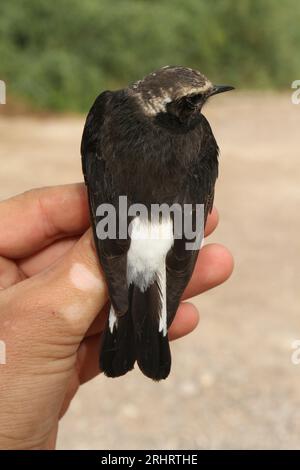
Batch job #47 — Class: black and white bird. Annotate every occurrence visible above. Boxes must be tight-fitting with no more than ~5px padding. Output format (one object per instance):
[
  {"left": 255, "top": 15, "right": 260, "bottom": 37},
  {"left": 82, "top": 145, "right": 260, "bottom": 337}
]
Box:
[{"left": 81, "top": 65, "right": 233, "bottom": 380}]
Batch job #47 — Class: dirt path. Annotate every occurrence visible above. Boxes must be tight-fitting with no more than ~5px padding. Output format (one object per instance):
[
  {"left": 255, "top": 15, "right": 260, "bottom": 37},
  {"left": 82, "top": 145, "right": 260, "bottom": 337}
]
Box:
[{"left": 0, "top": 92, "right": 299, "bottom": 449}]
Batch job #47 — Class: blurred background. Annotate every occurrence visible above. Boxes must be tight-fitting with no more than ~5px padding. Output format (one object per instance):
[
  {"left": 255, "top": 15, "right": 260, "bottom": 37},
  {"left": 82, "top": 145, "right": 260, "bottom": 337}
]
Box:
[{"left": 0, "top": 0, "right": 300, "bottom": 449}]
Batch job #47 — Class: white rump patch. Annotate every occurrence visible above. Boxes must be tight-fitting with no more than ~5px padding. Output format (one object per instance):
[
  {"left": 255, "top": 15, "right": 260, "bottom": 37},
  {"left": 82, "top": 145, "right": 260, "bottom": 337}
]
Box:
[{"left": 127, "top": 216, "right": 174, "bottom": 292}]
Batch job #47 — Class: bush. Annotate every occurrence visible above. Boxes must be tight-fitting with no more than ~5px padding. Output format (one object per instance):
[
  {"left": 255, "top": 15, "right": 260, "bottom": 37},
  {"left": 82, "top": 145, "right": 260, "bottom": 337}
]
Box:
[{"left": 0, "top": 0, "right": 299, "bottom": 111}]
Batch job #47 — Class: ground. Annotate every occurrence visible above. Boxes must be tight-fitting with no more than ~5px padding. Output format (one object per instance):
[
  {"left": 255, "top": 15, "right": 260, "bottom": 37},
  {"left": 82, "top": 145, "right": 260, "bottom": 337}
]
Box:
[{"left": 0, "top": 92, "right": 299, "bottom": 449}]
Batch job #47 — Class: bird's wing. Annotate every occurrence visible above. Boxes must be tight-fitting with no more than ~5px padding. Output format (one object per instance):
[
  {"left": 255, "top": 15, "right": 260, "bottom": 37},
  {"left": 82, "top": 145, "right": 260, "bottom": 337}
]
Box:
[
  {"left": 81, "top": 91, "right": 131, "bottom": 316},
  {"left": 166, "top": 115, "right": 219, "bottom": 327}
]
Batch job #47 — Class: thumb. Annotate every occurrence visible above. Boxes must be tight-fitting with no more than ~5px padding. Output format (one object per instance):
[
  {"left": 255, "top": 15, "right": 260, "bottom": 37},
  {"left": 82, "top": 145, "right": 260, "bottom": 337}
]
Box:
[
  {"left": 0, "top": 229, "right": 108, "bottom": 449},
  {"left": 2, "top": 229, "right": 108, "bottom": 346}
]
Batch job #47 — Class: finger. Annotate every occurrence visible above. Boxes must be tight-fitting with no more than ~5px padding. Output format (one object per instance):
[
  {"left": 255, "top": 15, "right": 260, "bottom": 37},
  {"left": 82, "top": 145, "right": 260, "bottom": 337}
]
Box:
[
  {"left": 168, "top": 301, "right": 199, "bottom": 341},
  {"left": 183, "top": 243, "right": 234, "bottom": 300},
  {"left": 204, "top": 207, "right": 219, "bottom": 237},
  {"left": 0, "top": 183, "right": 89, "bottom": 259},
  {"left": 3, "top": 229, "right": 108, "bottom": 344},
  {"left": 0, "top": 256, "right": 26, "bottom": 289},
  {"left": 77, "top": 301, "right": 199, "bottom": 384},
  {"left": 18, "top": 236, "right": 79, "bottom": 277},
  {"left": 85, "top": 302, "right": 109, "bottom": 337},
  {"left": 77, "top": 333, "right": 102, "bottom": 384}
]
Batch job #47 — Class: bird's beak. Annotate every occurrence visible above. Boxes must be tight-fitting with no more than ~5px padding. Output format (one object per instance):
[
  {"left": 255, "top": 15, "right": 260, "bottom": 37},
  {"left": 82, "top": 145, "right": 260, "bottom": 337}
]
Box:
[{"left": 209, "top": 85, "right": 235, "bottom": 97}]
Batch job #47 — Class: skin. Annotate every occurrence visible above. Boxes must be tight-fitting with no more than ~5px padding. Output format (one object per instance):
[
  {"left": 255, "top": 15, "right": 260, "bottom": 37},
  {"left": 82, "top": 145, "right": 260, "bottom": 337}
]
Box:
[{"left": 0, "top": 183, "right": 233, "bottom": 449}]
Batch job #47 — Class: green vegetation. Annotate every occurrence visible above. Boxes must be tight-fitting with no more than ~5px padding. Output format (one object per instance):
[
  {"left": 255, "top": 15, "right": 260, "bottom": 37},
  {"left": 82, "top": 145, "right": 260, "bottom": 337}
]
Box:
[{"left": 0, "top": 0, "right": 299, "bottom": 111}]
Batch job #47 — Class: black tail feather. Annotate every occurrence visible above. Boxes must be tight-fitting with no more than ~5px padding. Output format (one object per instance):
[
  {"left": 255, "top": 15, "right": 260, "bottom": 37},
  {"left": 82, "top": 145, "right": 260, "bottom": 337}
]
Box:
[
  {"left": 131, "top": 280, "right": 171, "bottom": 381},
  {"left": 100, "top": 309, "right": 136, "bottom": 378},
  {"left": 100, "top": 280, "right": 171, "bottom": 381}
]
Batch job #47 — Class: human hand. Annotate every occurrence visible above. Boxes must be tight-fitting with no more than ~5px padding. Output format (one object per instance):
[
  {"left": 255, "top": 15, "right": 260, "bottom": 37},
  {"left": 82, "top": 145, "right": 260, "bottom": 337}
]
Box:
[{"left": 0, "top": 183, "right": 233, "bottom": 449}]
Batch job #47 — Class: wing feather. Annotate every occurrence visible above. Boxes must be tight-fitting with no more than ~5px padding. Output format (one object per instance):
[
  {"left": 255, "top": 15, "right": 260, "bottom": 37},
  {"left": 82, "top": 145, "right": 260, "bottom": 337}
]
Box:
[
  {"left": 81, "top": 91, "right": 130, "bottom": 316},
  {"left": 166, "top": 115, "right": 219, "bottom": 327}
]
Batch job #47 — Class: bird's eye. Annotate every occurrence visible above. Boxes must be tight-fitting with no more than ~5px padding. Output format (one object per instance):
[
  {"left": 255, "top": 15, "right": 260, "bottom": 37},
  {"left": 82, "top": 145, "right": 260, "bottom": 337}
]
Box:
[
  {"left": 185, "top": 98, "right": 194, "bottom": 109},
  {"left": 186, "top": 94, "right": 201, "bottom": 108}
]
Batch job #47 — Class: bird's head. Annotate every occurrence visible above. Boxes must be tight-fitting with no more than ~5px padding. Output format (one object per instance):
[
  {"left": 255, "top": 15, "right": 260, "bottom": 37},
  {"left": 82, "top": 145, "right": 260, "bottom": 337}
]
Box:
[{"left": 130, "top": 65, "right": 234, "bottom": 127}]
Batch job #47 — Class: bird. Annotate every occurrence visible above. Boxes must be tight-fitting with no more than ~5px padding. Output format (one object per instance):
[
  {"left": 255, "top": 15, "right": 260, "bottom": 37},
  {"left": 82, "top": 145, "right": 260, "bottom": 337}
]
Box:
[{"left": 81, "top": 65, "right": 234, "bottom": 381}]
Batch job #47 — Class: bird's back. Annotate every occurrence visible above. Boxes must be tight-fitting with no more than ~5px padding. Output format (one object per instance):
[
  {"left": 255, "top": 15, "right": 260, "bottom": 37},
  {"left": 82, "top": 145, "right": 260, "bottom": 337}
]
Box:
[{"left": 100, "top": 90, "right": 207, "bottom": 206}]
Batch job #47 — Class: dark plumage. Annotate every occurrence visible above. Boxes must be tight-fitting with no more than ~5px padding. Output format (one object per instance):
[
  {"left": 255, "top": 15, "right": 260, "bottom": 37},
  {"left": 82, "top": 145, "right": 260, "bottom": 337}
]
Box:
[{"left": 81, "top": 65, "right": 233, "bottom": 380}]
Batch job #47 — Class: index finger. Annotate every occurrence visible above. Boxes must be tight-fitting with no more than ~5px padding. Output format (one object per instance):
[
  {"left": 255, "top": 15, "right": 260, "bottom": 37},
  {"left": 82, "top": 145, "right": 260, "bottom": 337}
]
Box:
[{"left": 0, "top": 183, "right": 90, "bottom": 259}]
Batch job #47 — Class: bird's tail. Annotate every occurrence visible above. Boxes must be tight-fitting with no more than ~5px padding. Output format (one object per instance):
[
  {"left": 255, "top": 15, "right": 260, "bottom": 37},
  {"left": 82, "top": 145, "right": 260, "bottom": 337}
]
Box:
[
  {"left": 131, "top": 279, "right": 171, "bottom": 380},
  {"left": 100, "top": 280, "right": 171, "bottom": 381},
  {"left": 99, "top": 289, "right": 136, "bottom": 378}
]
